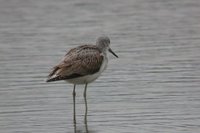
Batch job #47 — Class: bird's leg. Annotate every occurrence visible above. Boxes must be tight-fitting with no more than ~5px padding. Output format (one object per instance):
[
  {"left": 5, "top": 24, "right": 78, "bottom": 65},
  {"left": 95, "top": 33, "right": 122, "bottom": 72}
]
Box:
[
  {"left": 73, "top": 84, "right": 76, "bottom": 125},
  {"left": 84, "top": 84, "right": 88, "bottom": 127},
  {"left": 84, "top": 101, "right": 89, "bottom": 133},
  {"left": 83, "top": 83, "right": 87, "bottom": 98}
]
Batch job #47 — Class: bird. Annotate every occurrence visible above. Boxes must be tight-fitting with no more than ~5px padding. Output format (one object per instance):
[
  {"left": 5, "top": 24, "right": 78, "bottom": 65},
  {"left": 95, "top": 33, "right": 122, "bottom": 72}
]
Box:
[
  {"left": 46, "top": 36, "right": 118, "bottom": 92},
  {"left": 46, "top": 36, "right": 118, "bottom": 124}
]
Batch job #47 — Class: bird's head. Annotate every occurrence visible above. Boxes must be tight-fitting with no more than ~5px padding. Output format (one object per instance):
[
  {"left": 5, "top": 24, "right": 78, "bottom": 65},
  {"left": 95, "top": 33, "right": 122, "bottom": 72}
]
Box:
[{"left": 96, "top": 36, "right": 118, "bottom": 58}]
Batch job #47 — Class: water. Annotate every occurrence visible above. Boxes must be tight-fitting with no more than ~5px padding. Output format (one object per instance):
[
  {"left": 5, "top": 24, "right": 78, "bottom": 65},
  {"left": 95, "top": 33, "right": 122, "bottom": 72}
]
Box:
[{"left": 0, "top": 0, "right": 200, "bottom": 132}]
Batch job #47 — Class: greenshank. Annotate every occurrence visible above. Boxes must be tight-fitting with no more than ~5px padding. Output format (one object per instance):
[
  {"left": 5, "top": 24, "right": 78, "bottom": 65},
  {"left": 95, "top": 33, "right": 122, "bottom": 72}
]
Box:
[{"left": 46, "top": 36, "right": 118, "bottom": 124}]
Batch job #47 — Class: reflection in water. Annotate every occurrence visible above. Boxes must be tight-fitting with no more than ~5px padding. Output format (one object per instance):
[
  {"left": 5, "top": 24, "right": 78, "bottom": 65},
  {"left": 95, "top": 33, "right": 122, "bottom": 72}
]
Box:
[{"left": 73, "top": 84, "right": 89, "bottom": 133}]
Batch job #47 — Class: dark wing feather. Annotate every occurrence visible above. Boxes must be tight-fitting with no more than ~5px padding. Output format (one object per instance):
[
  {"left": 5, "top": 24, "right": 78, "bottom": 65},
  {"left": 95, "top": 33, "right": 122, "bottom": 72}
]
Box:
[{"left": 46, "top": 45, "right": 103, "bottom": 82}]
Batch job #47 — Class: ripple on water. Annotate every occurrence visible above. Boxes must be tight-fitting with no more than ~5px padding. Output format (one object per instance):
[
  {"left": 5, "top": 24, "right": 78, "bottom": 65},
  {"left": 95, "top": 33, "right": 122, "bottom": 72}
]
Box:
[{"left": 0, "top": 0, "right": 200, "bottom": 133}]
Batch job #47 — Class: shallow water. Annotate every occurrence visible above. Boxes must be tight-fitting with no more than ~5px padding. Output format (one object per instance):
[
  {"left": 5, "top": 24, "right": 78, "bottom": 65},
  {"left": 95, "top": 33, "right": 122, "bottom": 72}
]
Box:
[{"left": 0, "top": 0, "right": 200, "bottom": 133}]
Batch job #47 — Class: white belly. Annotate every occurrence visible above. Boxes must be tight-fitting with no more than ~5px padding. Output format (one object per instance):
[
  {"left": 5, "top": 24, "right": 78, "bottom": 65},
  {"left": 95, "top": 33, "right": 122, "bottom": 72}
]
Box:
[{"left": 66, "top": 57, "right": 108, "bottom": 84}]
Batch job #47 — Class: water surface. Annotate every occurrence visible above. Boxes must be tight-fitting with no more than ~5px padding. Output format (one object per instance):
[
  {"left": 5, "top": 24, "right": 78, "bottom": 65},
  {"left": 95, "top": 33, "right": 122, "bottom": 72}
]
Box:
[{"left": 0, "top": 0, "right": 200, "bottom": 133}]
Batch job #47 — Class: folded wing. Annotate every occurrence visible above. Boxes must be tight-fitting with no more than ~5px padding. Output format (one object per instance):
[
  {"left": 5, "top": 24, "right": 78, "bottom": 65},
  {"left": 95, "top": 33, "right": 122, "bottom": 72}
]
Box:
[{"left": 46, "top": 45, "right": 103, "bottom": 82}]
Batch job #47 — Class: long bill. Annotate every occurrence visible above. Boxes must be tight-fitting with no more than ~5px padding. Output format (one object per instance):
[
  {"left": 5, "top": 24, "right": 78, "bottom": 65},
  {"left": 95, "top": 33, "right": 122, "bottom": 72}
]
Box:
[{"left": 109, "top": 48, "right": 118, "bottom": 58}]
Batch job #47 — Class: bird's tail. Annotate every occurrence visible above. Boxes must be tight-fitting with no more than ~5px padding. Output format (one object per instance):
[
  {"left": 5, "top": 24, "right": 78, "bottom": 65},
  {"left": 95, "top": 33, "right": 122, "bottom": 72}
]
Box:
[
  {"left": 46, "top": 66, "right": 61, "bottom": 82},
  {"left": 46, "top": 75, "right": 61, "bottom": 82}
]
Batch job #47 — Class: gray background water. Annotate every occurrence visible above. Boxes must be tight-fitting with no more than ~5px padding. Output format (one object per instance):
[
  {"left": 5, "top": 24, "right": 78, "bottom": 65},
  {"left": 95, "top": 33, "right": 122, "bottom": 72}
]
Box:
[{"left": 0, "top": 0, "right": 200, "bottom": 133}]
